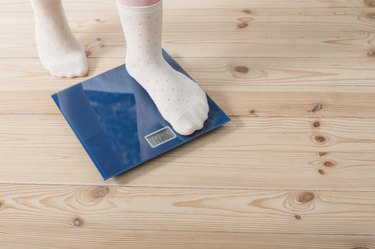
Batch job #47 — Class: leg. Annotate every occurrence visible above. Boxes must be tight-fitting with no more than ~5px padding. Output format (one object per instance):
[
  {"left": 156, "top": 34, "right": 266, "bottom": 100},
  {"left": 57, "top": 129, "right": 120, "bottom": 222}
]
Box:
[
  {"left": 30, "top": 0, "right": 88, "bottom": 78},
  {"left": 116, "top": 0, "right": 209, "bottom": 136},
  {"left": 118, "top": 0, "right": 160, "bottom": 7}
]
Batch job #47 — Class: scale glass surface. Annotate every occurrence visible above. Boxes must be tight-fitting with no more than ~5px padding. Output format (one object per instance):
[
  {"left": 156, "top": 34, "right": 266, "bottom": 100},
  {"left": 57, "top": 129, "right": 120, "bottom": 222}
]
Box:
[{"left": 52, "top": 50, "right": 230, "bottom": 180}]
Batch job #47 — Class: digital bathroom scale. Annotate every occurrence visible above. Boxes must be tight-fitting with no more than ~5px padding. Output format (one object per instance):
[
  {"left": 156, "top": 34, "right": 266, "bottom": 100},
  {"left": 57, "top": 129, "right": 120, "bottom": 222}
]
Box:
[{"left": 52, "top": 50, "right": 230, "bottom": 180}]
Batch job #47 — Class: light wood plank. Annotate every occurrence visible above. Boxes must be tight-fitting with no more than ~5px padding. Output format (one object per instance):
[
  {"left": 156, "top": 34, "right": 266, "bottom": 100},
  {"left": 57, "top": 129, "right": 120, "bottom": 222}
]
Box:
[
  {"left": 2, "top": 147, "right": 375, "bottom": 189},
  {"left": 3, "top": 8, "right": 375, "bottom": 34},
  {"left": 1, "top": 57, "right": 375, "bottom": 118},
  {"left": 3, "top": 31, "right": 374, "bottom": 58},
  {"left": 0, "top": 227, "right": 374, "bottom": 249},
  {"left": 0, "top": 115, "right": 374, "bottom": 189},
  {"left": 1, "top": 115, "right": 375, "bottom": 150},
  {"left": 2, "top": 89, "right": 375, "bottom": 118},
  {"left": 2, "top": 58, "right": 375, "bottom": 89},
  {"left": 3, "top": 3, "right": 375, "bottom": 58},
  {"left": 1, "top": 116, "right": 374, "bottom": 151},
  {"left": 0, "top": 227, "right": 375, "bottom": 249},
  {"left": 0, "top": 184, "right": 375, "bottom": 234}
]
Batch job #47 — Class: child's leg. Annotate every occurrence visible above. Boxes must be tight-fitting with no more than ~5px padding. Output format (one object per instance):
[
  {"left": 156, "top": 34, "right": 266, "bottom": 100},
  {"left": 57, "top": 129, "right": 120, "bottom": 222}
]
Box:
[
  {"left": 116, "top": 0, "right": 209, "bottom": 136},
  {"left": 30, "top": 0, "right": 88, "bottom": 78}
]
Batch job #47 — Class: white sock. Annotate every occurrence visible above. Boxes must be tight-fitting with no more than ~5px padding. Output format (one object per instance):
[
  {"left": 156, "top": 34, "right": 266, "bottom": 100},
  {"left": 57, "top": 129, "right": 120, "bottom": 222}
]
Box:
[
  {"left": 30, "top": 0, "right": 88, "bottom": 78},
  {"left": 117, "top": 1, "right": 209, "bottom": 136}
]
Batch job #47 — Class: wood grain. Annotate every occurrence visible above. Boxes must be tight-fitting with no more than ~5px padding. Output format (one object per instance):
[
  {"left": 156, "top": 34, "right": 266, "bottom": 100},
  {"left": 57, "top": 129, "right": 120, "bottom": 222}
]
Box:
[
  {"left": 2, "top": 57, "right": 375, "bottom": 89},
  {"left": 1, "top": 184, "right": 375, "bottom": 235},
  {"left": 2, "top": 116, "right": 374, "bottom": 151},
  {"left": 1, "top": 89, "right": 375, "bottom": 119},
  {"left": 0, "top": 227, "right": 373, "bottom": 249},
  {"left": 0, "top": 116, "right": 374, "bottom": 189},
  {"left": 3, "top": 32, "right": 375, "bottom": 58},
  {"left": 3, "top": 6, "right": 375, "bottom": 58},
  {"left": 3, "top": 8, "right": 375, "bottom": 34},
  {"left": 0, "top": 57, "right": 375, "bottom": 118},
  {"left": 1, "top": 0, "right": 375, "bottom": 247}
]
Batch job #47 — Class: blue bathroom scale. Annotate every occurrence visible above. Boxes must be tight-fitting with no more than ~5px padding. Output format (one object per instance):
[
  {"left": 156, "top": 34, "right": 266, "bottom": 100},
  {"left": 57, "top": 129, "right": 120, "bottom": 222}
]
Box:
[{"left": 52, "top": 50, "right": 230, "bottom": 180}]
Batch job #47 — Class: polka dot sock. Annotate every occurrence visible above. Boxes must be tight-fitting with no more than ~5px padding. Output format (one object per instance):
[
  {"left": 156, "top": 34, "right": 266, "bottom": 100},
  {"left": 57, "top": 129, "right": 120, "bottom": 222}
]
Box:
[
  {"left": 117, "top": 0, "right": 209, "bottom": 135},
  {"left": 30, "top": 0, "right": 88, "bottom": 78}
]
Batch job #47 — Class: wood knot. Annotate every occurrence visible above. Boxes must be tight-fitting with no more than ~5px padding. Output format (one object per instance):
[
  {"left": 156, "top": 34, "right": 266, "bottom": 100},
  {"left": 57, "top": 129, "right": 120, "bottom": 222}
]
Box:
[
  {"left": 243, "top": 9, "right": 252, "bottom": 14},
  {"left": 318, "top": 169, "right": 325, "bottom": 175},
  {"left": 95, "top": 18, "right": 101, "bottom": 22},
  {"left": 85, "top": 49, "right": 92, "bottom": 57},
  {"left": 314, "top": 135, "right": 327, "bottom": 144},
  {"left": 250, "top": 110, "right": 256, "bottom": 115},
  {"left": 73, "top": 217, "right": 84, "bottom": 227},
  {"left": 99, "top": 43, "right": 105, "bottom": 48},
  {"left": 287, "top": 192, "right": 315, "bottom": 212},
  {"left": 365, "top": 12, "right": 375, "bottom": 19},
  {"left": 310, "top": 103, "right": 323, "bottom": 113},
  {"left": 367, "top": 48, "right": 375, "bottom": 57},
  {"left": 364, "top": 0, "right": 375, "bottom": 7},
  {"left": 298, "top": 192, "right": 315, "bottom": 203},
  {"left": 96, "top": 37, "right": 102, "bottom": 42},
  {"left": 234, "top": 65, "right": 249, "bottom": 73},
  {"left": 90, "top": 186, "right": 109, "bottom": 199},
  {"left": 237, "top": 22, "right": 248, "bottom": 29},
  {"left": 294, "top": 214, "right": 301, "bottom": 220},
  {"left": 319, "top": 152, "right": 329, "bottom": 157},
  {"left": 237, "top": 16, "right": 253, "bottom": 29},
  {"left": 323, "top": 160, "right": 336, "bottom": 167},
  {"left": 0, "top": 200, "right": 4, "bottom": 209},
  {"left": 313, "top": 121, "right": 320, "bottom": 128}
]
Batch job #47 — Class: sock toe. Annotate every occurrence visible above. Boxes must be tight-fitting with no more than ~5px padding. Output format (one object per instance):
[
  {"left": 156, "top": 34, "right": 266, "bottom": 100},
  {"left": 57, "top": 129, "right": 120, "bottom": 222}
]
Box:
[
  {"left": 47, "top": 52, "right": 88, "bottom": 78},
  {"left": 172, "top": 100, "right": 209, "bottom": 136}
]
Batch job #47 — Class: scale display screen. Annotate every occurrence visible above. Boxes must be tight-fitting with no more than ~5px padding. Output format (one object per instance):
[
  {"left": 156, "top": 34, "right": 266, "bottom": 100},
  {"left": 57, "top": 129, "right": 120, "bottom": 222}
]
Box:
[{"left": 145, "top": 126, "right": 176, "bottom": 148}]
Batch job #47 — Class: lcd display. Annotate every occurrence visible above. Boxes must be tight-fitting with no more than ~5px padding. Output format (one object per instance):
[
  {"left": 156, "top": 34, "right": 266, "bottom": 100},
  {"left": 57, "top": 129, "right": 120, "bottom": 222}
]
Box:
[{"left": 145, "top": 126, "right": 176, "bottom": 148}]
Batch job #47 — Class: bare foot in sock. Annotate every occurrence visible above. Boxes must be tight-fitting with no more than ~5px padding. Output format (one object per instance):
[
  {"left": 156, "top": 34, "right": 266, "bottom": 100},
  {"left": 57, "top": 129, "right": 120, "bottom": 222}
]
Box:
[
  {"left": 31, "top": 0, "right": 88, "bottom": 78},
  {"left": 117, "top": 1, "right": 209, "bottom": 136}
]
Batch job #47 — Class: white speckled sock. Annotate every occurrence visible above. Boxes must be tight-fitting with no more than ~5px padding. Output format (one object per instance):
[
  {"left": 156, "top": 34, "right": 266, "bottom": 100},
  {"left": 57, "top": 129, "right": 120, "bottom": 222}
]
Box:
[
  {"left": 116, "top": 0, "right": 209, "bottom": 135},
  {"left": 30, "top": 0, "right": 88, "bottom": 78}
]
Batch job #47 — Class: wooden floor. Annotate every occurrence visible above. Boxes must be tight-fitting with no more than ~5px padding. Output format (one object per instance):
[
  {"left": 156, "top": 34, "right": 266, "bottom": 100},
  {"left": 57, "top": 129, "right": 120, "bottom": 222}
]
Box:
[{"left": 1, "top": 0, "right": 375, "bottom": 248}]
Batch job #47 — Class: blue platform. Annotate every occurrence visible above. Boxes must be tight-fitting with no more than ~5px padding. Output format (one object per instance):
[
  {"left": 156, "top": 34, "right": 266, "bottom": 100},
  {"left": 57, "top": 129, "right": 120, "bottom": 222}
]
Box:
[{"left": 52, "top": 50, "right": 230, "bottom": 180}]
